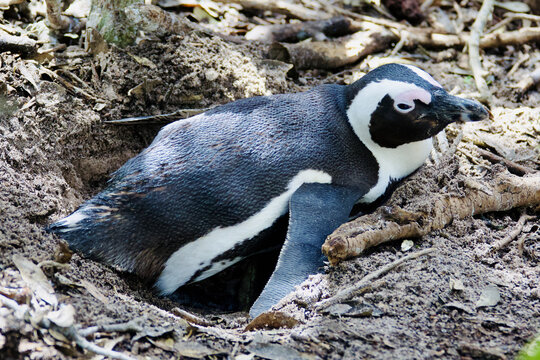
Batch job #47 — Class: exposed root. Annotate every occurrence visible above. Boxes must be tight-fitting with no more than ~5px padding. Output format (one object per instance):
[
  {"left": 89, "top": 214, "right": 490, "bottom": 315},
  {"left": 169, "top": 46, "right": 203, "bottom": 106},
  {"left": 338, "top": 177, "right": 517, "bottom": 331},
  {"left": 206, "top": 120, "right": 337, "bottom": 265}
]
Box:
[
  {"left": 66, "top": 326, "right": 136, "bottom": 360},
  {"left": 266, "top": 25, "right": 540, "bottom": 70},
  {"left": 268, "top": 24, "right": 397, "bottom": 70},
  {"left": 316, "top": 248, "right": 435, "bottom": 310},
  {"left": 323, "top": 168, "right": 540, "bottom": 265}
]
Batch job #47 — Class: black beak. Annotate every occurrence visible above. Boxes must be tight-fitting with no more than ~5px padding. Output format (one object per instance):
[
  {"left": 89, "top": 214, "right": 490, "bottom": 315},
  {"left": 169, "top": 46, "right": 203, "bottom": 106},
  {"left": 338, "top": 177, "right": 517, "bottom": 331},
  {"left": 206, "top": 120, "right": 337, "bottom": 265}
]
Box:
[{"left": 431, "top": 89, "right": 492, "bottom": 124}]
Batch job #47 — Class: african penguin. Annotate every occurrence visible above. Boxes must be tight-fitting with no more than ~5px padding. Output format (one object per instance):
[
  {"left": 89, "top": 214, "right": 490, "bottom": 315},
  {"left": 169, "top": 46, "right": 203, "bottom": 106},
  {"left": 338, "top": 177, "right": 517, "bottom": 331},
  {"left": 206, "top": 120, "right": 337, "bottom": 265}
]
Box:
[{"left": 47, "top": 63, "right": 490, "bottom": 317}]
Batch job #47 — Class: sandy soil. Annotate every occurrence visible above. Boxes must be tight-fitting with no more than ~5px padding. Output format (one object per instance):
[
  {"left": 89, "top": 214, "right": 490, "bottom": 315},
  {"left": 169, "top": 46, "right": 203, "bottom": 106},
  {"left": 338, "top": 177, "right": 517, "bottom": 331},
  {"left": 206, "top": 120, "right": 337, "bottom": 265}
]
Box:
[{"left": 0, "top": 4, "right": 539, "bottom": 360}]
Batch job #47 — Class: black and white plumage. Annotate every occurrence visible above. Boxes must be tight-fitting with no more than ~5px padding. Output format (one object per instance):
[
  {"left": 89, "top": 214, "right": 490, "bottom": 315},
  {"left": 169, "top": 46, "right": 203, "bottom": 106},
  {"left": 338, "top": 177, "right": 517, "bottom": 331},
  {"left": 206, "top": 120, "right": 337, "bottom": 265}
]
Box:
[{"left": 48, "top": 64, "right": 490, "bottom": 317}]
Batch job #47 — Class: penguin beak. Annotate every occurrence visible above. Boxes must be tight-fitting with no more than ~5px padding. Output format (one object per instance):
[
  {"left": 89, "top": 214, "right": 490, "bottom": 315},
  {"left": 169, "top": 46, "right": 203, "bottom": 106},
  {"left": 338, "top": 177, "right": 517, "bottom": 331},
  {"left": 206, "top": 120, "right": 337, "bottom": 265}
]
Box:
[{"left": 430, "top": 89, "right": 492, "bottom": 124}]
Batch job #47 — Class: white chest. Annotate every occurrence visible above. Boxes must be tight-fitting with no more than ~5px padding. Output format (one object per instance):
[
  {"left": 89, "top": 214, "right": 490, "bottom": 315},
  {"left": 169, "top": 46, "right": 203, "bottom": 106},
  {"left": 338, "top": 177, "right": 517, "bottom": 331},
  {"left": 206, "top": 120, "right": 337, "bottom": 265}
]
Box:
[{"left": 359, "top": 137, "right": 433, "bottom": 203}]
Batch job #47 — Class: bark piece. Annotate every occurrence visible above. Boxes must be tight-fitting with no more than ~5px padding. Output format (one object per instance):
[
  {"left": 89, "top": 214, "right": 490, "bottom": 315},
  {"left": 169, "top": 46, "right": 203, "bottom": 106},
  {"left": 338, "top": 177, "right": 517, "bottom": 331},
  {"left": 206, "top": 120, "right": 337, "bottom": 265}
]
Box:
[
  {"left": 269, "top": 25, "right": 397, "bottom": 70},
  {"left": 382, "top": 0, "right": 424, "bottom": 25},
  {"left": 246, "top": 16, "right": 353, "bottom": 43}
]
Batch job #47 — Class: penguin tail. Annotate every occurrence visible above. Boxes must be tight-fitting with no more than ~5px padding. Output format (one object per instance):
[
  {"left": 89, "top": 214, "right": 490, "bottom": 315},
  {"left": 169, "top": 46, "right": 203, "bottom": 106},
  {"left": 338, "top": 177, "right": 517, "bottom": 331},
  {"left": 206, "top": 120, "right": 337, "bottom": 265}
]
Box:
[
  {"left": 47, "top": 210, "right": 90, "bottom": 235},
  {"left": 47, "top": 200, "right": 166, "bottom": 282}
]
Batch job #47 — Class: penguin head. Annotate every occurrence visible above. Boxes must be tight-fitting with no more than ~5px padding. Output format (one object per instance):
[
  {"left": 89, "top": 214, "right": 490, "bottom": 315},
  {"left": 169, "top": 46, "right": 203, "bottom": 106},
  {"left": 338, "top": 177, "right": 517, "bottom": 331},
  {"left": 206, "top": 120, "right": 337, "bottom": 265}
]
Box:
[{"left": 346, "top": 63, "right": 491, "bottom": 148}]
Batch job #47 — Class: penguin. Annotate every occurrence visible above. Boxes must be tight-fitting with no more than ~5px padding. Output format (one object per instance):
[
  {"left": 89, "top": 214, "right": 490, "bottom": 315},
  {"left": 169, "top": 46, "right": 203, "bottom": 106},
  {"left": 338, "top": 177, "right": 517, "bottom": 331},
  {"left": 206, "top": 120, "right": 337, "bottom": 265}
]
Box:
[{"left": 48, "top": 63, "right": 490, "bottom": 317}]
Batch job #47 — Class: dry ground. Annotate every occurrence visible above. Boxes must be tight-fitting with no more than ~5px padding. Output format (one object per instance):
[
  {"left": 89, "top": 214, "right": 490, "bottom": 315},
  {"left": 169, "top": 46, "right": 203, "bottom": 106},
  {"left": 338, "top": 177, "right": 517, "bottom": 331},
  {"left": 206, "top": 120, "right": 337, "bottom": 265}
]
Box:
[{"left": 0, "top": 1, "right": 539, "bottom": 359}]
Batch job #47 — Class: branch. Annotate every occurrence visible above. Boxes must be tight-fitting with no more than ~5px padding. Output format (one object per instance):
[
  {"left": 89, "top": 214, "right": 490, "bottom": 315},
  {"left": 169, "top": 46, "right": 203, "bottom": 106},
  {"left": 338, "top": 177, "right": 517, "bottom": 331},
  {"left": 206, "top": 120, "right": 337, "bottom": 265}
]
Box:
[
  {"left": 515, "top": 67, "right": 540, "bottom": 94},
  {"left": 490, "top": 212, "right": 536, "bottom": 251},
  {"left": 468, "top": 0, "right": 495, "bottom": 103},
  {"left": 475, "top": 147, "right": 535, "bottom": 176},
  {"left": 322, "top": 170, "right": 540, "bottom": 265}
]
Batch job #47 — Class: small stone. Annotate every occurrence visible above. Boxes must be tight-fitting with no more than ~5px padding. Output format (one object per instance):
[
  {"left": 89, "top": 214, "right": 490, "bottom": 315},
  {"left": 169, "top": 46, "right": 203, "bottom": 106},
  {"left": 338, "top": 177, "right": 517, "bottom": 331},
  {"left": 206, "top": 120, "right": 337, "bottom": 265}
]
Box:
[
  {"left": 401, "top": 240, "right": 414, "bottom": 252},
  {"left": 450, "top": 278, "right": 465, "bottom": 291},
  {"left": 205, "top": 69, "right": 219, "bottom": 81}
]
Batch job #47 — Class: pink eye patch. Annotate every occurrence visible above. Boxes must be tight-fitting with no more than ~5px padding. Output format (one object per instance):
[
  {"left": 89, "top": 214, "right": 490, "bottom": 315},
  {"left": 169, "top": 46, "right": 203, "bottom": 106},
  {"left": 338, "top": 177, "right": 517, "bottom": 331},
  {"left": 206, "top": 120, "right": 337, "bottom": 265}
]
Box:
[{"left": 394, "top": 88, "right": 431, "bottom": 105}]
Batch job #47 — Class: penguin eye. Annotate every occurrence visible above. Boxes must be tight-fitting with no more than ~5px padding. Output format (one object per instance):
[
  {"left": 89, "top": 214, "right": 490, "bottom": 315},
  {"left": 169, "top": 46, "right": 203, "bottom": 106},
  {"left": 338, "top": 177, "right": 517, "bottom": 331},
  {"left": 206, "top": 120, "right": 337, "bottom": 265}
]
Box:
[{"left": 395, "top": 102, "right": 414, "bottom": 113}]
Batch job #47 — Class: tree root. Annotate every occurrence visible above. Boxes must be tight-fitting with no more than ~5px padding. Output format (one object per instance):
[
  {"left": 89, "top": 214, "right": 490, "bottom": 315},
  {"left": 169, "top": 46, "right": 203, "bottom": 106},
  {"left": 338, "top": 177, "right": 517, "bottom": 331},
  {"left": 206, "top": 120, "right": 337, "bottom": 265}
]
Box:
[
  {"left": 322, "top": 168, "right": 540, "bottom": 265},
  {"left": 272, "top": 25, "right": 396, "bottom": 70}
]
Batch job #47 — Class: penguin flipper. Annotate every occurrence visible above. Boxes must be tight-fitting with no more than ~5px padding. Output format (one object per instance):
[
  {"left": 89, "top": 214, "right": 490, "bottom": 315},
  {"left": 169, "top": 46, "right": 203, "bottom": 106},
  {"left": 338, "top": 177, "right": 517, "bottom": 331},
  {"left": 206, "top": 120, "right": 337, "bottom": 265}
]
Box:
[{"left": 249, "top": 183, "right": 363, "bottom": 318}]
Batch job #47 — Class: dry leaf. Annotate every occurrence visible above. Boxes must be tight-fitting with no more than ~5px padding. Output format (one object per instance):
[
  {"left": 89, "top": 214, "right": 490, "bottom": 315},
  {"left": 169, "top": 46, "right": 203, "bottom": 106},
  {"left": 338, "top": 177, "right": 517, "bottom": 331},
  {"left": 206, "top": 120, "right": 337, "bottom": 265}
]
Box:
[
  {"left": 247, "top": 342, "right": 318, "bottom": 360},
  {"left": 47, "top": 304, "right": 75, "bottom": 328},
  {"left": 48, "top": 327, "right": 70, "bottom": 343},
  {"left": 128, "top": 53, "right": 157, "bottom": 69},
  {"left": 173, "top": 340, "right": 222, "bottom": 359},
  {"left": 494, "top": 1, "right": 530, "bottom": 12},
  {"left": 476, "top": 285, "right": 501, "bottom": 308},
  {"left": 80, "top": 280, "right": 109, "bottom": 305},
  {"left": 12, "top": 254, "right": 57, "bottom": 307}
]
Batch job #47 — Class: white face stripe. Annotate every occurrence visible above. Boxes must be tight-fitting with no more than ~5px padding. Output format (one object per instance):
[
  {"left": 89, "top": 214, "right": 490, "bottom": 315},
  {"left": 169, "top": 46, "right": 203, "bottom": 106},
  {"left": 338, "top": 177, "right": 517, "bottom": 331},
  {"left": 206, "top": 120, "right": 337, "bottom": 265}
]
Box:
[
  {"left": 155, "top": 169, "right": 332, "bottom": 295},
  {"left": 402, "top": 65, "right": 443, "bottom": 88},
  {"left": 347, "top": 79, "right": 433, "bottom": 203}
]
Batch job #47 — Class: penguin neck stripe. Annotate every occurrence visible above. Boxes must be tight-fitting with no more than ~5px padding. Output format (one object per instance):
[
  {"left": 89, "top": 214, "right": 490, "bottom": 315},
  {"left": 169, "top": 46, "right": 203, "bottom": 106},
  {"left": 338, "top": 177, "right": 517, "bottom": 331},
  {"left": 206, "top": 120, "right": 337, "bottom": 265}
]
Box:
[
  {"left": 347, "top": 79, "right": 433, "bottom": 203},
  {"left": 155, "top": 169, "right": 332, "bottom": 295}
]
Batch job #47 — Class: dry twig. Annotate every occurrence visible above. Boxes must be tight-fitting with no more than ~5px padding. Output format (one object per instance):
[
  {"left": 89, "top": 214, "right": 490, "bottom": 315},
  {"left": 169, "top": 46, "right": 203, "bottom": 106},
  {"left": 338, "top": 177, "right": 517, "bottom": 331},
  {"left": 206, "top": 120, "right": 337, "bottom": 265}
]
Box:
[
  {"left": 475, "top": 147, "right": 535, "bottom": 176},
  {"left": 486, "top": 13, "right": 540, "bottom": 34},
  {"left": 78, "top": 317, "right": 144, "bottom": 337},
  {"left": 515, "top": 67, "right": 540, "bottom": 94},
  {"left": 0, "top": 294, "right": 135, "bottom": 360},
  {"left": 316, "top": 248, "right": 435, "bottom": 310},
  {"left": 490, "top": 212, "right": 536, "bottom": 251},
  {"left": 171, "top": 307, "right": 212, "bottom": 326},
  {"left": 467, "top": 0, "right": 495, "bottom": 103},
  {"left": 39, "top": 67, "right": 98, "bottom": 101},
  {"left": 323, "top": 169, "right": 540, "bottom": 265}
]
